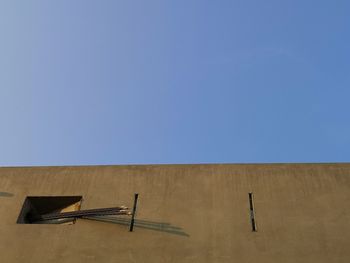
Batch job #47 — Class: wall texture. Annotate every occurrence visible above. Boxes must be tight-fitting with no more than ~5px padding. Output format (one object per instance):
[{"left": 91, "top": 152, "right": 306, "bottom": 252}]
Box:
[{"left": 0, "top": 163, "right": 349, "bottom": 263}]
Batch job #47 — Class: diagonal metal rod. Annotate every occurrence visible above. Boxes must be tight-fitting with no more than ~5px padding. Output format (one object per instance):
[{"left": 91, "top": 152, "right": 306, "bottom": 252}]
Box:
[{"left": 31, "top": 207, "right": 131, "bottom": 222}]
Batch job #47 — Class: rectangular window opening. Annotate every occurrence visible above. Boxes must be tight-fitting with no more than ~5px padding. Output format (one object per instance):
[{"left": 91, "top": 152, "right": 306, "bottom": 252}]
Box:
[
  {"left": 17, "top": 196, "right": 82, "bottom": 225},
  {"left": 248, "top": 192, "right": 257, "bottom": 232}
]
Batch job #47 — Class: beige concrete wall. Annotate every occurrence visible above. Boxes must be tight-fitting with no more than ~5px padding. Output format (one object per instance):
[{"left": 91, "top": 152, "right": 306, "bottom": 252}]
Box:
[{"left": 0, "top": 163, "right": 350, "bottom": 263}]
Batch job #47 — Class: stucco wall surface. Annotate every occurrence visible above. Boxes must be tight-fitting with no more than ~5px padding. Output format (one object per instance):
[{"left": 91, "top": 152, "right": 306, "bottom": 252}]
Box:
[{"left": 0, "top": 163, "right": 349, "bottom": 263}]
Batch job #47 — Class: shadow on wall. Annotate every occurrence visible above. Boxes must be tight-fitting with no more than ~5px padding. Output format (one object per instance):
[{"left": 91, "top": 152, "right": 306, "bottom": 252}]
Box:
[
  {"left": 82, "top": 216, "right": 190, "bottom": 237},
  {"left": 0, "top": 192, "right": 13, "bottom": 197}
]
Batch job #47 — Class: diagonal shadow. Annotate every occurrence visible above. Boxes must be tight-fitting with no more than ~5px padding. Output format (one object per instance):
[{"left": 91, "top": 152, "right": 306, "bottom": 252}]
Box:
[
  {"left": 82, "top": 216, "right": 189, "bottom": 237},
  {"left": 0, "top": 192, "right": 14, "bottom": 197}
]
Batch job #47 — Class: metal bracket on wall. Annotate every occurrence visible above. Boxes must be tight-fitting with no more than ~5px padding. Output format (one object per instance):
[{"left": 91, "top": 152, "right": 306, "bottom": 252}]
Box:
[
  {"left": 248, "top": 192, "right": 257, "bottom": 232},
  {"left": 129, "top": 193, "right": 139, "bottom": 232}
]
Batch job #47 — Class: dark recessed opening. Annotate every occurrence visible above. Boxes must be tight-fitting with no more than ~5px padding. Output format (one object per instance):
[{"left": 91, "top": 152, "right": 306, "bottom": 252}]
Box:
[{"left": 17, "top": 196, "right": 82, "bottom": 224}]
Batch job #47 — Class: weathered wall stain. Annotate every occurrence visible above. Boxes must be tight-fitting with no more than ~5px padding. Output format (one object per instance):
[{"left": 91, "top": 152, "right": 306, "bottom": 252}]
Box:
[{"left": 0, "top": 192, "right": 13, "bottom": 197}]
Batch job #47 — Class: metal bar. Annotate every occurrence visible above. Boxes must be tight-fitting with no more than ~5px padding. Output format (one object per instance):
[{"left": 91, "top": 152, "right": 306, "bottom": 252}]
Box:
[
  {"left": 31, "top": 206, "right": 130, "bottom": 222},
  {"left": 129, "top": 193, "right": 139, "bottom": 232},
  {"left": 248, "top": 192, "right": 257, "bottom": 232}
]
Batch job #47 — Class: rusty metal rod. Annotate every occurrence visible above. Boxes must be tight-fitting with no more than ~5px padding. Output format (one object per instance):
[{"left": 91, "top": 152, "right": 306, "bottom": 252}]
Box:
[{"left": 31, "top": 206, "right": 131, "bottom": 222}]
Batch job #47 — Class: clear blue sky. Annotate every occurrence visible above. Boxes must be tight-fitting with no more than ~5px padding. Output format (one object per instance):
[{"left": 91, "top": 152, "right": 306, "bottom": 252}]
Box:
[{"left": 1, "top": 1, "right": 349, "bottom": 166}]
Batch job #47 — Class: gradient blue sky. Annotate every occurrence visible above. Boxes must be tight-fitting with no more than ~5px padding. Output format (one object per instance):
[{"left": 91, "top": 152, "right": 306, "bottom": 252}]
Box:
[{"left": 1, "top": 1, "right": 350, "bottom": 166}]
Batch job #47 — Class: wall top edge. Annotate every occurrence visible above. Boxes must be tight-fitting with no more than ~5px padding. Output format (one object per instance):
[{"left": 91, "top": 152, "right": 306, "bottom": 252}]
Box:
[{"left": 1, "top": 162, "right": 350, "bottom": 170}]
